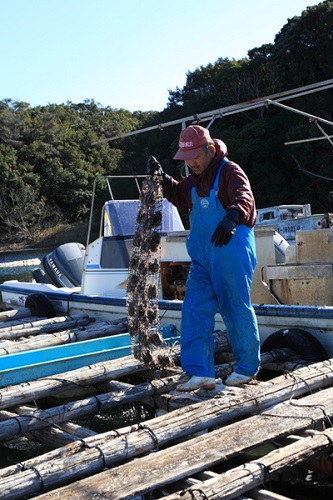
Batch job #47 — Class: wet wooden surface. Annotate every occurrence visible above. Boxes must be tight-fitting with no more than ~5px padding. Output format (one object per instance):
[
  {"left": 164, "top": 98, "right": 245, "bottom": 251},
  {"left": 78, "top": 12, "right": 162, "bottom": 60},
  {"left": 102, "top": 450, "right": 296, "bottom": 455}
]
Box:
[{"left": 0, "top": 308, "right": 332, "bottom": 499}]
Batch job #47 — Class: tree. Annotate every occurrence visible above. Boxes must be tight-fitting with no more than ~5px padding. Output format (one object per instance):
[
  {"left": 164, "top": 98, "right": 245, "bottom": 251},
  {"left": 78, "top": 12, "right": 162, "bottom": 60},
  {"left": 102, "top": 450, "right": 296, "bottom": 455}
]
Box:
[{"left": 270, "top": 1, "right": 333, "bottom": 89}]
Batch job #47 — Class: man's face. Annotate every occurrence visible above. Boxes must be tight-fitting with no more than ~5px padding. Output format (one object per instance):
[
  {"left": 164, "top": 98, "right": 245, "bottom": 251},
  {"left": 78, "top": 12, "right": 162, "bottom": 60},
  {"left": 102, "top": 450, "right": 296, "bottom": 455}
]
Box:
[{"left": 185, "top": 146, "right": 215, "bottom": 175}]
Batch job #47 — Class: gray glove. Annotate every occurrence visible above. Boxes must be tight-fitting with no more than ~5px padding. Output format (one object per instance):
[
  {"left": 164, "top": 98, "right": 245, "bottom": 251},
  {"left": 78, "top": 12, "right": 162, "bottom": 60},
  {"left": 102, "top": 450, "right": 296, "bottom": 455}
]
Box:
[
  {"left": 147, "top": 156, "right": 165, "bottom": 177},
  {"left": 211, "top": 209, "right": 240, "bottom": 247}
]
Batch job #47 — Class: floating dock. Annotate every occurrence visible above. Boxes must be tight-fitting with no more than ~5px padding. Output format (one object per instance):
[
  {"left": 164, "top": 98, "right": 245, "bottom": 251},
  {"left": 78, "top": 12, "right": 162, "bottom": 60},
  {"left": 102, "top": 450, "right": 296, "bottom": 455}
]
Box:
[{"left": 0, "top": 308, "right": 332, "bottom": 499}]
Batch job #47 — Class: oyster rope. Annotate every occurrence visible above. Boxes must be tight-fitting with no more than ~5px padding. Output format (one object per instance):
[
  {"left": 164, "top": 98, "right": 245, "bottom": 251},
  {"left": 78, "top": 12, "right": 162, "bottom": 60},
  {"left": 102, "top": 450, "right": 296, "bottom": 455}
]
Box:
[{"left": 126, "top": 172, "right": 174, "bottom": 368}]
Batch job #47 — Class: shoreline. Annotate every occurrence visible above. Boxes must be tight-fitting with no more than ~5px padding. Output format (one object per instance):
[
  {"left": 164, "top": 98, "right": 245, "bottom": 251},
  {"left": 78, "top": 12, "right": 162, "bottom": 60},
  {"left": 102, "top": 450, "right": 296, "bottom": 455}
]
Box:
[{"left": 0, "top": 221, "right": 92, "bottom": 255}]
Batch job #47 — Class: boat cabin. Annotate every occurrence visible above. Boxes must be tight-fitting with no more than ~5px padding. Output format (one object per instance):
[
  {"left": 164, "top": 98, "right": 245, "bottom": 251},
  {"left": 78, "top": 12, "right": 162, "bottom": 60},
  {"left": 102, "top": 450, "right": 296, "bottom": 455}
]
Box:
[{"left": 81, "top": 198, "right": 191, "bottom": 300}]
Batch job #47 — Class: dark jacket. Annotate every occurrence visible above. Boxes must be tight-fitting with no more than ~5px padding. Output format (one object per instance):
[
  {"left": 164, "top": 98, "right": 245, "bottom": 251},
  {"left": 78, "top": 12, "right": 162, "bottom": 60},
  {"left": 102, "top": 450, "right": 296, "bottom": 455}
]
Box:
[{"left": 163, "top": 139, "right": 257, "bottom": 227}]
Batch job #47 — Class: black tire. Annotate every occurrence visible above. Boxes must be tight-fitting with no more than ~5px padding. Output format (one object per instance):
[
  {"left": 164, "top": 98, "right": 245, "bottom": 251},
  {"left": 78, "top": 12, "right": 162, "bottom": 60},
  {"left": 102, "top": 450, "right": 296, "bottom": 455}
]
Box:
[
  {"left": 25, "top": 293, "right": 56, "bottom": 318},
  {"left": 261, "top": 328, "right": 328, "bottom": 362}
]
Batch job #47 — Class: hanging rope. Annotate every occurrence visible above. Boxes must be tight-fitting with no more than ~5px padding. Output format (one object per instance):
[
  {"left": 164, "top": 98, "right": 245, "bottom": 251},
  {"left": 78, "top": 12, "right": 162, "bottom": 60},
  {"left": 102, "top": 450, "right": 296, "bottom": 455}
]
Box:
[{"left": 126, "top": 172, "right": 174, "bottom": 369}]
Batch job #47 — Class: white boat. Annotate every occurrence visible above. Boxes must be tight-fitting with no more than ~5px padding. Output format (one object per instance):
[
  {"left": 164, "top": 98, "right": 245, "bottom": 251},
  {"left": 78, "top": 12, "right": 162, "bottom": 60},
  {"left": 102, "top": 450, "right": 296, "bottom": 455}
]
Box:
[
  {"left": 1, "top": 174, "right": 333, "bottom": 361},
  {"left": 255, "top": 203, "right": 332, "bottom": 241}
]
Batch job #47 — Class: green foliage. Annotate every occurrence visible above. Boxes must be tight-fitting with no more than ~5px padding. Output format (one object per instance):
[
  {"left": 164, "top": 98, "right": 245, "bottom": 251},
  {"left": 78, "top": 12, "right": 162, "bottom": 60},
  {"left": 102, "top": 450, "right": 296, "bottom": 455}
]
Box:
[
  {"left": 0, "top": 99, "right": 144, "bottom": 238},
  {"left": 270, "top": 0, "right": 333, "bottom": 88},
  {"left": 0, "top": 1, "right": 332, "bottom": 242}
]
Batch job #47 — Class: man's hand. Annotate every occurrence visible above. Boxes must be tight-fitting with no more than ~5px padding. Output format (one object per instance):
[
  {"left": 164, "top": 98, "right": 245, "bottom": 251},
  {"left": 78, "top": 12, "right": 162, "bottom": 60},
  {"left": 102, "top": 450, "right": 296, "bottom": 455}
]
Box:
[
  {"left": 211, "top": 209, "right": 240, "bottom": 247},
  {"left": 147, "top": 156, "right": 164, "bottom": 177}
]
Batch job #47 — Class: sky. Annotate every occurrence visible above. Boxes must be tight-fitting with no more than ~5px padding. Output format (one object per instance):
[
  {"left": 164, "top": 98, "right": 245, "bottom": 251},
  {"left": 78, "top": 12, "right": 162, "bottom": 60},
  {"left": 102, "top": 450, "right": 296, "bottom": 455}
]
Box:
[{"left": 1, "top": 0, "right": 322, "bottom": 112}]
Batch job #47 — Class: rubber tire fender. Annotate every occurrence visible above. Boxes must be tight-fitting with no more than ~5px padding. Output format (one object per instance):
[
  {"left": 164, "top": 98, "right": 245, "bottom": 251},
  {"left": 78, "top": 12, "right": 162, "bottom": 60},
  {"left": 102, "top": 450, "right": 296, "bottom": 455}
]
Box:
[
  {"left": 25, "top": 293, "right": 56, "bottom": 318},
  {"left": 261, "top": 328, "right": 328, "bottom": 362}
]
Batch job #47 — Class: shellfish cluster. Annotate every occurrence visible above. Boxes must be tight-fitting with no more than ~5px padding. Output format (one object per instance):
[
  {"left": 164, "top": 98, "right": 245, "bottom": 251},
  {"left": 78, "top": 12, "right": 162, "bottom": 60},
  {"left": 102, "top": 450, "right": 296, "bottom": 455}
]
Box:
[{"left": 126, "top": 172, "right": 174, "bottom": 368}]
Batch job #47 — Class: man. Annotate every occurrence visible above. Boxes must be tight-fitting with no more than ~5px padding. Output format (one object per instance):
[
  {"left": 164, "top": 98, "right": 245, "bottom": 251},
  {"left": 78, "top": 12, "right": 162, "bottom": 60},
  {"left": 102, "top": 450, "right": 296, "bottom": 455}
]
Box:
[{"left": 147, "top": 125, "right": 260, "bottom": 391}]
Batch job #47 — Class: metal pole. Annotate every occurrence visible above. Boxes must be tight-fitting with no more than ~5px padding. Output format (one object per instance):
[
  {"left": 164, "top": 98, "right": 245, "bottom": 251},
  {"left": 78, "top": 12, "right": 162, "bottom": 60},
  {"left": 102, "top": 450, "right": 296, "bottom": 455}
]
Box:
[
  {"left": 91, "top": 79, "right": 333, "bottom": 145},
  {"left": 267, "top": 100, "right": 333, "bottom": 128},
  {"left": 315, "top": 121, "right": 333, "bottom": 147},
  {"left": 285, "top": 135, "right": 333, "bottom": 145}
]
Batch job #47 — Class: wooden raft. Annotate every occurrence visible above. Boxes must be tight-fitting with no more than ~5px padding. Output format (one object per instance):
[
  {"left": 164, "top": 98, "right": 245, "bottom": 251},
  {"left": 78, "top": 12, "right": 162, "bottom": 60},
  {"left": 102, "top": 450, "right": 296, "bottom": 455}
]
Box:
[{"left": 0, "top": 308, "right": 332, "bottom": 499}]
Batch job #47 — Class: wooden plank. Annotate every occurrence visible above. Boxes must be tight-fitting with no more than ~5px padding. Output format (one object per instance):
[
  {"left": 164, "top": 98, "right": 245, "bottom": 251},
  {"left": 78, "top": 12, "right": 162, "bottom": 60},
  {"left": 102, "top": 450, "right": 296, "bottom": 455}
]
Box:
[
  {"left": 36, "top": 387, "right": 333, "bottom": 499},
  {"left": 0, "top": 333, "right": 138, "bottom": 387},
  {"left": 162, "top": 429, "right": 333, "bottom": 499}
]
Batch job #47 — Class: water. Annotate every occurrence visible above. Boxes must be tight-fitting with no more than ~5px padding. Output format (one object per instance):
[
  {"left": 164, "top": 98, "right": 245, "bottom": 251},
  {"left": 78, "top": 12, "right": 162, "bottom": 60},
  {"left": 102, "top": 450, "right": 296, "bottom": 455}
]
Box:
[{"left": 0, "top": 248, "right": 51, "bottom": 305}]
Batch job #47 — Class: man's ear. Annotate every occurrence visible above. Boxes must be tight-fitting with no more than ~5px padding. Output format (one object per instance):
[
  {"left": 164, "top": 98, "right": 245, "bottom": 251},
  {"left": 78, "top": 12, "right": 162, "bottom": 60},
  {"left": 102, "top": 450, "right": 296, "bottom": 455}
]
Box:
[{"left": 209, "top": 144, "right": 216, "bottom": 155}]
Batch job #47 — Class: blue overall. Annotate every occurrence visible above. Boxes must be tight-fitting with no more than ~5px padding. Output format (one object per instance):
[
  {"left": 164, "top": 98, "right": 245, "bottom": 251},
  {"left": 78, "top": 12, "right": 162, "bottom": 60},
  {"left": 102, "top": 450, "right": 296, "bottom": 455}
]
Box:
[{"left": 181, "top": 160, "right": 260, "bottom": 378}]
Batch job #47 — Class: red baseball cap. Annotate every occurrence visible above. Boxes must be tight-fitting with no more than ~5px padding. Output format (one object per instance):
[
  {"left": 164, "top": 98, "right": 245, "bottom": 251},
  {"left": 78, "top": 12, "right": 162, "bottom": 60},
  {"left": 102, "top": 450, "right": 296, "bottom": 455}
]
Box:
[{"left": 173, "top": 125, "right": 213, "bottom": 160}]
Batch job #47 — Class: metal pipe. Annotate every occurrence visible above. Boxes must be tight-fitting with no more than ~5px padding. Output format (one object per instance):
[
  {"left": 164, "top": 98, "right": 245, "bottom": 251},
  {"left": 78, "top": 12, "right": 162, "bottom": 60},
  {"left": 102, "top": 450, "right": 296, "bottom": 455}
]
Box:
[
  {"left": 267, "top": 100, "right": 333, "bottom": 128},
  {"left": 91, "top": 79, "right": 333, "bottom": 145},
  {"left": 315, "top": 121, "right": 333, "bottom": 146},
  {"left": 285, "top": 135, "right": 333, "bottom": 145}
]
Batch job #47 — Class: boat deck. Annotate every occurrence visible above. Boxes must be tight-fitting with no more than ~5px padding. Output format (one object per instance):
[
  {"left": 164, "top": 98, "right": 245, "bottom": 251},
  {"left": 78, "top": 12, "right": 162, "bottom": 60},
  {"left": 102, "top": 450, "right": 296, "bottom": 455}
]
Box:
[{"left": 0, "top": 308, "right": 332, "bottom": 499}]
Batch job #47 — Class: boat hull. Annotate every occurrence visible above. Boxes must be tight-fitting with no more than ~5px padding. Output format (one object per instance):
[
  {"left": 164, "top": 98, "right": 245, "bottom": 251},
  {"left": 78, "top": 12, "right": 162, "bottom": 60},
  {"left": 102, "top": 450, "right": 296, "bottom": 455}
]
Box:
[
  {"left": 0, "top": 328, "right": 180, "bottom": 388},
  {"left": 2, "top": 280, "right": 333, "bottom": 357}
]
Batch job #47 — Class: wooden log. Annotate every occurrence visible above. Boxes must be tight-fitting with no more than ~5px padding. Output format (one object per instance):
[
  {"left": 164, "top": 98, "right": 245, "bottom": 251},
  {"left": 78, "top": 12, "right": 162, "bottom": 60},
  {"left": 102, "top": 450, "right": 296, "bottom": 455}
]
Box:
[
  {"left": 261, "top": 361, "right": 310, "bottom": 372},
  {"left": 0, "top": 319, "right": 129, "bottom": 355},
  {"left": 1, "top": 362, "right": 333, "bottom": 499},
  {"left": 0, "top": 308, "right": 33, "bottom": 322},
  {"left": 0, "top": 327, "right": 230, "bottom": 409},
  {"left": 1, "top": 374, "right": 181, "bottom": 440},
  {"left": 32, "top": 387, "right": 333, "bottom": 500},
  {"left": 247, "top": 488, "right": 294, "bottom": 500},
  {"left": 0, "top": 258, "right": 41, "bottom": 268},
  {"left": 0, "top": 348, "right": 305, "bottom": 440},
  {"left": 0, "top": 315, "right": 43, "bottom": 329},
  {"left": 0, "top": 354, "right": 144, "bottom": 410},
  {"left": 0, "top": 315, "right": 94, "bottom": 340},
  {"left": 29, "top": 422, "right": 98, "bottom": 449},
  {"left": 0, "top": 407, "right": 96, "bottom": 449}
]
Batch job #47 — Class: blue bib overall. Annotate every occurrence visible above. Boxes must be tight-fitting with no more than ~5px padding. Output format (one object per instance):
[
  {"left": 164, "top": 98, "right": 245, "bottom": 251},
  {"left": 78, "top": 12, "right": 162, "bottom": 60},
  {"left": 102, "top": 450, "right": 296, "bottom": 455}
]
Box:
[{"left": 181, "top": 160, "right": 260, "bottom": 378}]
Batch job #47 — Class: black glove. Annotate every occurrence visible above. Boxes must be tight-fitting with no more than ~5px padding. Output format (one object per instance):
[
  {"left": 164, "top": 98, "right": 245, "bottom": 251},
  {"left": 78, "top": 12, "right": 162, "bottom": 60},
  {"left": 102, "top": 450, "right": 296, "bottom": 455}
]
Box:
[
  {"left": 211, "top": 209, "right": 240, "bottom": 247},
  {"left": 147, "top": 156, "right": 165, "bottom": 177}
]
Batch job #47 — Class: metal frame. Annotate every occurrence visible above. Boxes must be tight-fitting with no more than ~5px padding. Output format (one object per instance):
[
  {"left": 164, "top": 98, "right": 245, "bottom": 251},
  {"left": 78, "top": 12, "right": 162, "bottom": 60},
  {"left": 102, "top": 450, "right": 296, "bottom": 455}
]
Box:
[
  {"left": 86, "top": 175, "right": 147, "bottom": 247},
  {"left": 91, "top": 78, "right": 333, "bottom": 146}
]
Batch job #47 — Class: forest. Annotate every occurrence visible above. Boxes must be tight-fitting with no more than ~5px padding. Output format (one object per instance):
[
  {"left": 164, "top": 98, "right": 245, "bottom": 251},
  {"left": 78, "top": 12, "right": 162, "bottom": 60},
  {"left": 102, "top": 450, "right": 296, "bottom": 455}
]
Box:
[{"left": 0, "top": 0, "right": 332, "bottom": 242}]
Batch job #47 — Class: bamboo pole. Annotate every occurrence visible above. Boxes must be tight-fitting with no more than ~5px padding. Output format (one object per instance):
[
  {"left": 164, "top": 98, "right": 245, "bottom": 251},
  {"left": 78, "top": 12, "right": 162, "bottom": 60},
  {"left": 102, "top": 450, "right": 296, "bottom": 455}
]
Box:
[
  {"left": 0, "top": 319, "right": 128, "bottom": 355},
  {"left": 0, "top": 315, "right": 93, "bottom": 340},
  {"left": 247, "top": 488, "right": 294, "bottom": 500},
  {"left": 1, "top": 360, "right": 333, "bottom": 499},
  {"left": 0, "top": 328, "right": 232, "bottom": 409},
  {"left": 32, "top": 385, "right": 333, "bottom": 500},
  {"left": 0, "top": 308, "right": 33, "bottom": 322},
  {"left": 0, "top": 348, "right": 295, "bottom": 441},
  {"left": 0, "top": 354, "right": 144, "bottom": 410}
]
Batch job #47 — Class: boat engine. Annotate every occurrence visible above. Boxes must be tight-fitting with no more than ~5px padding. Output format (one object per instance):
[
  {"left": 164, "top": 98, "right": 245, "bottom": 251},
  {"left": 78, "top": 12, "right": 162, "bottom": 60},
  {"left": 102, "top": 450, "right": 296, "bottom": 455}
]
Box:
[{"left": 32, "top": 242, "right": 85, "bottom": 288}]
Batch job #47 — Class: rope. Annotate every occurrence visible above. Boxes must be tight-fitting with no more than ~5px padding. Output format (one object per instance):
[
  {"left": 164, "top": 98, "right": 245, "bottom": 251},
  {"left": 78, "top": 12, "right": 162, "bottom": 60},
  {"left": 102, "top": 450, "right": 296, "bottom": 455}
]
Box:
[
  {"left": 66, "top": 291, "right": 80, "bottom": 316},
  {"left": 137, "top": 423, "right": 160, "bottom": 451},
  {"left": 180, "top": 488, "right": 209, "bottom": 499}
]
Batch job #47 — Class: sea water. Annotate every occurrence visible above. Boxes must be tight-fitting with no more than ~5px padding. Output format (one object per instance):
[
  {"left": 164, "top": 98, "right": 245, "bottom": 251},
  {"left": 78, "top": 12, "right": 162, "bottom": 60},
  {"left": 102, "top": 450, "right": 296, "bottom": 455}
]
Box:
[{"left": 0, "top": 248, "right": 49, "bottom": 285}]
